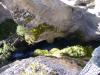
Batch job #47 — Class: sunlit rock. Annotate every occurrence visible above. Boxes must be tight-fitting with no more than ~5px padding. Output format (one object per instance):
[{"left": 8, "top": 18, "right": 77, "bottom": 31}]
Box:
[{"left": 0, "top": 56, "right": 82, "bottom": 75}]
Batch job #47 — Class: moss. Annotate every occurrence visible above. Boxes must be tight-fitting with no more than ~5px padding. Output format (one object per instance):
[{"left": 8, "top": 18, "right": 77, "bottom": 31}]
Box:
[
  {"left": 49, "top": 48, "right": 61, "bottom": 58},
  {"left": 16, "top": 25, "right": 26, "bottom": 36},
  {"left": 25, "top": 23, "right": 56, "bottom": 44},
  {"left": 20, "top": 62, "right": 48, "bottom": 75},
  {"left": 0, "top": 42, "right": 16, "bottom": 67},
  {"left": 61, "top": 45, "right": 93, "bottom": 58},
  {"left": 20, "top": 62, "right": 58, "bottom": 75},
  {"left": 0, "top": 41, "right": 16, "bottom": 65},
  {"left": 24, "top": 33, "right": 36, "bottom": 44},
  {"left": 32, "top": 45, "right": 93, "bottom": 58},
  {"left": 33, "top": 49, "right": 49, "bottom": 56},
  {"left": 0, "top": 19, "right": 17, "bottom": 40}
]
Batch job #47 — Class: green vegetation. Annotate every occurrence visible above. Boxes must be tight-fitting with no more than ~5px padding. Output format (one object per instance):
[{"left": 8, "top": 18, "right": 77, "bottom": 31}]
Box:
[
  {"left": 16, "top": 23, "right": 56, "bottom": 44},
  {"left": 61, "top": 45, "right": 92, "bottom": 57},
  {"left": 0, "top": 41, "right": 15, "bottom": 65},
  {"left": 16, "top": 25, "right": 26, "bottom": 36},
  {"left": 49, "top": 48, "right": 61, "bottom": 58},
  {"left": 25, "top": 23, "right": 55, "bottom": 44},
  {"left": 33, "top": 49, "right": 49, "bottom": 56},
  {"left": 33, "top": 45, "right": 93, "bottom": 58},
  {"left": 20, "top": 62, "right": 57, "bottom": 75},
  {"left": 0, "top": 19, "right": 17, "bottom": 40}
]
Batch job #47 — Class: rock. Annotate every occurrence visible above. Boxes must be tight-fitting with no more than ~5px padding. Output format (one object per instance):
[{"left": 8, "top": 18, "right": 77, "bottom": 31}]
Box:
[
  {"left": 0, "top": 0, "right": 79, "bottom": 43},
  {"left": 79, "top": 46, "right": 100, "bottom": 75},
  {"left": 0, "top": 56, "right": 82, "bottom": 75},
  {"left": 0, "top": 3, "right": 12, "bottom": 23},
  {"left": 60, "top": 0, "right": 94, "bottom": 7},
  {"left": 1, "top": 0, "right": 100, "bottom": 41},
  {"left": 60, "top": 0, "right": 100, "bottom": 41}
]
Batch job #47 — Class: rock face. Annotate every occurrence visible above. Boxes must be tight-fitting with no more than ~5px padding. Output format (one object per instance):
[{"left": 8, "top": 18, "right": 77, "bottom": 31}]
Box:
[
  {"left": 1, "top": 0, "right": 100, "bottom": 41},
  {"left": 1, "top": 0, "right": 76, "bottom": 32},
  {"left": 79, "top": 46, "right": 100, "bottom": 75},
  {"left": 0, "top": 56, "right": 81, "bottom": 75},
  {"left": 0, "top": 3, "right": 12, "bottom": 23}
]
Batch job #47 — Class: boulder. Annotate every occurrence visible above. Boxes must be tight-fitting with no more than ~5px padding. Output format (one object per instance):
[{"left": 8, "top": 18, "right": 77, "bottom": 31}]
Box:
[
  {"left": 79, "top": 46, "right": 100, "bottom": 75},
  {"left": 1, "top": 0, "right": 100, "bottom": 41},
  {"left": 0, "top": 3, "right": 12, "bottom": 23},
  {"left": 0, "top": 56, "right": 82, "bottom": 75}
]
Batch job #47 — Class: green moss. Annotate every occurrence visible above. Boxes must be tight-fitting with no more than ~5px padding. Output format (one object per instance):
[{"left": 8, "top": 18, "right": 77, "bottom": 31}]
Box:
[
  {"left": 20, "top": 62, "right": 48, "bottom": 75},
  {"left": 61, "top": 45, "right": 92, "bottom": 58},
  {"left": 25, "top": 23, "right": 56, "bottom": 44},
  {"left": 0, "top": 41, "right": 16, "bottom": 64},
  {"left": 20, "top": 62, "right": 58, "bottom": 75},
  {"left": 0, "top": 19, "right": 17, "bottom": 40},
  {"left": 32, "top": 45, "right": 93, "bottom": 58},
  {"left": 49, "top": 48, "right": 61, "bottom": 58},
  {"left": 16, "top": 25, "right": 26, "bottom": 36},
  {"left": 33, "top": 49, "right": 49, "bottom": 56},
  {"left": 24, "top": 33, "right": 36, "bottom": 44}
]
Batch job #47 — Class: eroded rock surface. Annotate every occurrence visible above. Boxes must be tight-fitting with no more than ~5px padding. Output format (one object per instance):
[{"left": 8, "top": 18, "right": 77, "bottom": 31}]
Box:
[
  {"left": 0, "top": 56, "right": 82, "bottom": 75},
  {"left": 0, "top": 3, "right": 12, "bottom": 23},
  {"left": 1, "top": 0, "right": 100, "bottom": 41},
  {"left": 79, "top": 46, "right": 100, "bottom": 75}
]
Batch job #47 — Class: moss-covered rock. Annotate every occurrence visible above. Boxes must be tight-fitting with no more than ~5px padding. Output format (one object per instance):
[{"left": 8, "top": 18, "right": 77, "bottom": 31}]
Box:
[
  {"left": 20, "top": 62, "right": 49, "bottom": 75},
  {"left": 24, "top": 23, "right": 57, "bottom": 44},
  {"left": 0, "top": 56, "right": 81, "bottom": 75},
  {"left": 33, "top": 45, "right": 93, "bottom": 58}
]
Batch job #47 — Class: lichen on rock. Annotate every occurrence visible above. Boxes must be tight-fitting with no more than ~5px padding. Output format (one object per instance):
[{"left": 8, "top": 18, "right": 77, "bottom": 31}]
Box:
[{"left": 0, "top": 56, "right": 81, "bottom": 75}]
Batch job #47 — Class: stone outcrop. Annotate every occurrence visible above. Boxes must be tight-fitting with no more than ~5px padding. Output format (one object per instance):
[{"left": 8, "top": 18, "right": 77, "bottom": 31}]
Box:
[
  {"left": 79, "top": 46, "right": 100, "bottom": 75},
  {"left": 0, "top": 56, "right": 81, "bottom": 75},
  {"left": 0, "top": 0, "right": 100, "bottom": 41},
  {"left": 0, "top": 3, "right": 12, "bottom": 23}
]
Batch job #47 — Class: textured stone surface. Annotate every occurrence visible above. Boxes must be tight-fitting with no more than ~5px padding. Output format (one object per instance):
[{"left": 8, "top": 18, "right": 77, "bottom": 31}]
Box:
[
  {"left": 1, "top": 0, "right": 100, "bottom": 41},
  {"left": 0, "top": 3, "right": 12, "bottom": 23},
  {"left": 0, "top": 56, "right": 81, "bottom": 75},
  {"left": 79, "top": 46, "right": 100, "bottom": 75}
]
